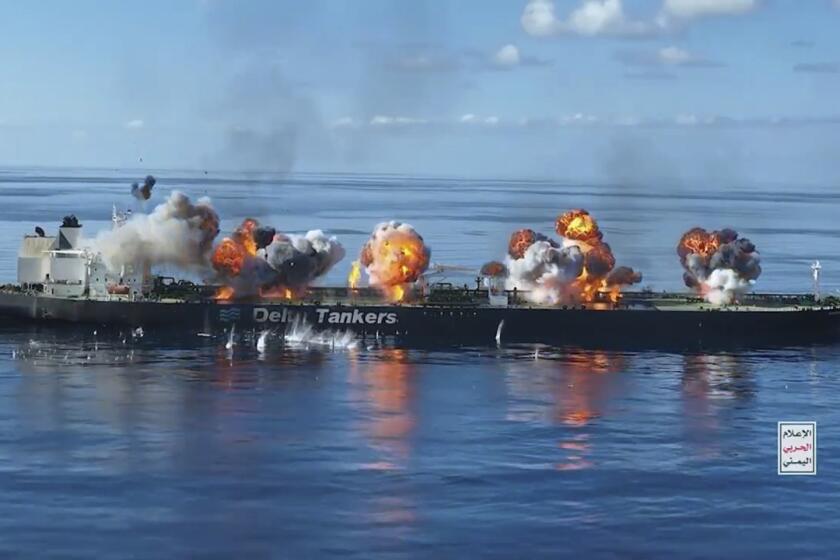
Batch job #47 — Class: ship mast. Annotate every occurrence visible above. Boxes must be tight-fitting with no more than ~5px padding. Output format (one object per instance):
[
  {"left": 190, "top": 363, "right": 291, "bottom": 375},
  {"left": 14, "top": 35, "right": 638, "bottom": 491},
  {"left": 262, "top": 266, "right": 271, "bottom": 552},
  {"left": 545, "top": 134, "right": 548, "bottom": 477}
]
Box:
[{"left": 812, "top": 260, "right": 822, "bottom": 302}]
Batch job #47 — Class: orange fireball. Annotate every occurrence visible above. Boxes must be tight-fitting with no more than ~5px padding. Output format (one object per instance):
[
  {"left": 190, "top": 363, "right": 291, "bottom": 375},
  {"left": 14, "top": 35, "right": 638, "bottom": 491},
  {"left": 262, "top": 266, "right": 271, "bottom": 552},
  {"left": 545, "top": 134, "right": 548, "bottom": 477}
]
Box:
[
  {"left": 677, "top": 227, "right": 720, "bottom": 262},
  {"left": 556, "top": 209, "right": 603, "bottom": 243},
  {"left": 212, "top": 238, "right": 247, "bottom": 276},
  {"left": 211, "top": 218, "right": 260, "bottom": 277},
  {"left": 508, "top": 229, "right": 538, "bottom": 259},
  {"left": 360, "top": 231, "right": 429, "bottom": 286},
  {"left": 480, "top": 261, "right": 508, "bottom": 277}
]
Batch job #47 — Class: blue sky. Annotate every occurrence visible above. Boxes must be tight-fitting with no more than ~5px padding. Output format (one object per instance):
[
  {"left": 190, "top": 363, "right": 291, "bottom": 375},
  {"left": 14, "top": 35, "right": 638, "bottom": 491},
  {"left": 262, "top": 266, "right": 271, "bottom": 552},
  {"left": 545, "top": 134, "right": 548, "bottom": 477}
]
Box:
[{"left": 1, "top": 0, "right": 840, "bottom": 183}]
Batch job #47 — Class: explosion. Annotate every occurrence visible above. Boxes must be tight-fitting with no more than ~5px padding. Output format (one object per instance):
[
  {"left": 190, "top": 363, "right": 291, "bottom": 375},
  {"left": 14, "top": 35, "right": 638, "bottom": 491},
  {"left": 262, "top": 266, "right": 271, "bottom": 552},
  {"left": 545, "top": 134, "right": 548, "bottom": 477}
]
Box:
[
  {"left": 211, "top": 218, "right": 345, "bottom": 299},
  {"left": 677, "top": 227, "right": 721, "bottom": 261},
  {"left": 509, "top": 229, "right": 544, "bottom": 259},
  {"left": 677, "top": 227, "right": 761, "bottom": 305},
  {"left": 211, "top": 219, "right": 258, "bottom": 277},
  {"left": 501, "top": 209, "right": 641, "bottom": 305},
  {"left": 94, "top": 191, "right": 220, "bottom": 273},
  {"left": 358, "top": 221, "right": 431, "bottom": 301},
  {"left": 556, "top": 209, "right": 602, "bottom": 244},
  {"left": 480, "top": 261, "right": 508, "bottom": 278}
]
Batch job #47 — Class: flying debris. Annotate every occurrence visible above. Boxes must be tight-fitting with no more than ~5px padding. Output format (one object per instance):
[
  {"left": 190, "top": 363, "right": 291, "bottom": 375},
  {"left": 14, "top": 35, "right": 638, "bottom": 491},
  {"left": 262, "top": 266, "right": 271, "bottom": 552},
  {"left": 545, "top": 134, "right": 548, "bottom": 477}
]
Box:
[
  {"left": 502, "top": 209, "right": 641, "bottom": 304},
  {"left": 130, "top": 175, "right": 157, "bottom": 201},
  {"left": 677, "top": 227, "right": 761, "bottom": 305},
  {"left": 212, "top": 218, "right": 345, "bottom": 298},
  {"left": 94, "top": 191, "right": 220, "bottom": 273},
  {"left": 358, "top": 221, "right": 431, "bottom": 301}
]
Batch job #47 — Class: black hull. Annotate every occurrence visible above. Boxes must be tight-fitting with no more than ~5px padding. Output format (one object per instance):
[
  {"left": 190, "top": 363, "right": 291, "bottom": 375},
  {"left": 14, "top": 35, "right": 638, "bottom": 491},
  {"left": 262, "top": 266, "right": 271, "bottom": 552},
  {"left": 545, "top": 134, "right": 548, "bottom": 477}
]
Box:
[{"left": 1, "top": 292, "right": 839, "bottom": 349}]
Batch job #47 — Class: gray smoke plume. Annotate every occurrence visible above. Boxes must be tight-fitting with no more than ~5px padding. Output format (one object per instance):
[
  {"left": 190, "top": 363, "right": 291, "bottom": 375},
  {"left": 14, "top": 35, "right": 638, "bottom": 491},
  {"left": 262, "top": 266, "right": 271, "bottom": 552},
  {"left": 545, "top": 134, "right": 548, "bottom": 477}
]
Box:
[
  {"left": 94, "top": 191, "right": 220, "bottom": 272},
  {"left": 215, "top": 218, "right": 345, "bottom": 295},
  {"left": 677, "top": 227, "right": 761, "bottom": 305},
  {"left": 263, "top": 230, "right": 346, "bottom": 288}
]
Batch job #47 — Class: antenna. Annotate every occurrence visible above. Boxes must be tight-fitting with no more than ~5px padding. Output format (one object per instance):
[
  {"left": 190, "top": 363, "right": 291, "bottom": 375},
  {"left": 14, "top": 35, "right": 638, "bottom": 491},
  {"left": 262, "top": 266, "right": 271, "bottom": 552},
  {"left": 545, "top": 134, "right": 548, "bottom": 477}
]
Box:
[{"left": 812, "top": 260, "right": 822, "bottom": 302}]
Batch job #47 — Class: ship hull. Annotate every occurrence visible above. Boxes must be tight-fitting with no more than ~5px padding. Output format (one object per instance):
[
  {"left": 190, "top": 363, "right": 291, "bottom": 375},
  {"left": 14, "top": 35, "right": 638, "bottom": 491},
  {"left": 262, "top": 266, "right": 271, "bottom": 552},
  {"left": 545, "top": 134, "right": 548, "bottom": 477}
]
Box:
[{"left": 1, "top": 292, "right": 839, "bottom": 348}]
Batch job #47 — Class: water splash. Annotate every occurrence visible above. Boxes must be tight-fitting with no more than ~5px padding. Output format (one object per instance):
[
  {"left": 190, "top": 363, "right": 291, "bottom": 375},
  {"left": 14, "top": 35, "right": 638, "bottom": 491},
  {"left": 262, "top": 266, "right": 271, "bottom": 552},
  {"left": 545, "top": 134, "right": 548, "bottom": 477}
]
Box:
[
  {"left": 225, "top": 324, "right": 236, "bottom": 351},
  {"left": 256, "top": 329, "right": 270, "bottom": 353},
  {"left": 282, "top": 317, "right": 358, "bottom": 350}
]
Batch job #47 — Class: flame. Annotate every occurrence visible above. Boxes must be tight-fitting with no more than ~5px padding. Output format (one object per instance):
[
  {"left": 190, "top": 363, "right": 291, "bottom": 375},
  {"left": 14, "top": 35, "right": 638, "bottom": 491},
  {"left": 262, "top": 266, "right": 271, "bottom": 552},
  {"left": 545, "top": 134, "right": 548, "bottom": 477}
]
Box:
[
  {"left": 259, "top": 286, "right": 296, "bottom": 300},
  {"left": 556, "top": 209, "right": 602, "bottom": 243},
  {"left": 212, "top": 238, "right": 247, "bottom": 276},
  {"left": 360, "top": 234, "right": 428, "bottom": 285},
  {"left": 677, "top": 227, "right": 720, "bottom": 262},
  {"left": 348, "top": 260, "right": 362, "bottom": 289},
  {"left": 214, "top": 286, "right": 235, "bottom": 300},
  {"left": 211, "top": 218, "right": 260, "bottom": 277},
  {"left": 480, "top": 261, "right": 507, "bottom": 277},
  {"left": 391, "top": 285, "right": 405, "bottom": 302},
  {"left": 508, "top": 229, "right": 538, "bottom": 259},
  {"left": 237, "top": 218, "right": 258, "bottom": 257},
  {"left": 359, "top": 224, "right": 429, "bottom": 302}
]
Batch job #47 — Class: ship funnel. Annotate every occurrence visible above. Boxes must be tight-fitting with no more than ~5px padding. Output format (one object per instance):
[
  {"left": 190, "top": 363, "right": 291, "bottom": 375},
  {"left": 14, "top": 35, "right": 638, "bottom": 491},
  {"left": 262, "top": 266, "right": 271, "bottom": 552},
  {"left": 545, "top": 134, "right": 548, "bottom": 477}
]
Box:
[
  {"left": 812, "top": 260, "right": 822, "bottom": 302},
  {"left": 57, "top": 215, "right": 82, "bottom": 250}
]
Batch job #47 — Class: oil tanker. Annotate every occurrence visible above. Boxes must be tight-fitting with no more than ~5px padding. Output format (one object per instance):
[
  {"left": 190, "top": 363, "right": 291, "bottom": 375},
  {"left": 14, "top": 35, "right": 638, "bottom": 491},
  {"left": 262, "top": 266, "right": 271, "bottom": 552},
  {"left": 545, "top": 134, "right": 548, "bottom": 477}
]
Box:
[{"left": 1, "top": 212, "right": 839, "bottom": 347}]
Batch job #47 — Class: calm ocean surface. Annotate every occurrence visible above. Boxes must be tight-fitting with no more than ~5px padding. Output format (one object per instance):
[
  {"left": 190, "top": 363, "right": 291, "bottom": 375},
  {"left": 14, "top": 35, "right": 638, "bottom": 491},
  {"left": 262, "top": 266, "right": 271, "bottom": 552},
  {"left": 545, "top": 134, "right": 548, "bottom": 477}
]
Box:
[{"left": 0, "top": 168, "right": 838, "bottom": 558}]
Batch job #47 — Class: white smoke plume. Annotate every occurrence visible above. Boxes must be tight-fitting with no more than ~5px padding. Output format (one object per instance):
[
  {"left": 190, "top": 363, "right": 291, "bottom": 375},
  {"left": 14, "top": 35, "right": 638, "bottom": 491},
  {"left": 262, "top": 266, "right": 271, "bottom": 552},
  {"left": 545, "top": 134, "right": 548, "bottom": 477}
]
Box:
[
  {"left": 94, "top": 191, "right": 220, "bottom": 272},
  {"left": 505, "top": 241, "right": 584, "bottom": 304}
]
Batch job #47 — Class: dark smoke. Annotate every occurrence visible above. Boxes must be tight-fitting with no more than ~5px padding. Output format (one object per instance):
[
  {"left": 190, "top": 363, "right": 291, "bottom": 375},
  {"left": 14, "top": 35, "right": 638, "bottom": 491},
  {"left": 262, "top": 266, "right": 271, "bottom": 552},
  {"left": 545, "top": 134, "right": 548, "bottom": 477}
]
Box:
[
  {"left": 131, "top": 175, "right": 156, "bottom": 201},
  {"left": 253, "top": 226, "right": 276, "bottom": 250}
]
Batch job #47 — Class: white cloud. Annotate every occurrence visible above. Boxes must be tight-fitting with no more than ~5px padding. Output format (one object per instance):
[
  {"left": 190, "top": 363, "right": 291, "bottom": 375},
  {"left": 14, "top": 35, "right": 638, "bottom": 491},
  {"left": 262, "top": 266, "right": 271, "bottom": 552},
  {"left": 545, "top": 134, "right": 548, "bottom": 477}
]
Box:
[
  {"left": 675, "top": 114, "right": 700, "bottom": 126},
  {"left": 331, "top": 117, "right": 358, "bottom": 129},
  {"left": 369, "top": 115, "right": 428, "bottom": 127},
  {"left": 521, "top": 0, "right": 654, "bottom": 37},
  {"left": 389, "top": 53, "right": 457, "bottom": 73},
  {"left": 125, "top": 119, "right": 144, "bottom": 129},
  {"left": 494, "top": 44, "right": 521, "bottom": 67},
  {"left": 522, "top": 0, "right": 759, "bottom": 38},
  {"left": 460, "top": 114, "right": 500, "bottom": 126},
  {"left": 616, "top": 45, "right": 722, "bottom": 68},
  {"left": 521, "top": 0, "right": 560, "bottom": 36},
  {"left": 661, "top": 0, "right": 757, "bottom": 19},
  {"left": 659, "top": 46, "right": 692, "bottom": 65}
]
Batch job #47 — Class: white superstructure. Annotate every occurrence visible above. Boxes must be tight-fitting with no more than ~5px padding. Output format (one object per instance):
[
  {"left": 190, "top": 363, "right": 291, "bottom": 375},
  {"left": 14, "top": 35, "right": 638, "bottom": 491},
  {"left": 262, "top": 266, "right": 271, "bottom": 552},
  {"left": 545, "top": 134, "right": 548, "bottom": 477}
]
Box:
[{"left": 16, "top": 211, "right": 151, "bottom": 299}]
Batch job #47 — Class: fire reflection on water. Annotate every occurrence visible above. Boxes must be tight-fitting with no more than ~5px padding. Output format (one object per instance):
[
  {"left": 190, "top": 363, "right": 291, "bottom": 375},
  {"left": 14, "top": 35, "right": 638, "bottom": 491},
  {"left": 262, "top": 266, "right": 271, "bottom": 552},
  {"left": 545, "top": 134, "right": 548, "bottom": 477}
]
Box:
[
  {"left": 504, "top": 347, "right": 629, "bottom": 471},
  {"left": 348, "top": 348, "right": 416, "bottom": 472},
  {"left": 347, "top": 348, "right": 418, "bottom": 529}
]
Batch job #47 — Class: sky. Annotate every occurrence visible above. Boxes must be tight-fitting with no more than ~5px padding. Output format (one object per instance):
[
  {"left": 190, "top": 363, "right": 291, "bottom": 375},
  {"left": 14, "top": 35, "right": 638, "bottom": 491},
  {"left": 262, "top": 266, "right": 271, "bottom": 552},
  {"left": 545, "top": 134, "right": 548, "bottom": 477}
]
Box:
[{"left": 1, "top": 0, "right": 839, "bottom": 184}]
